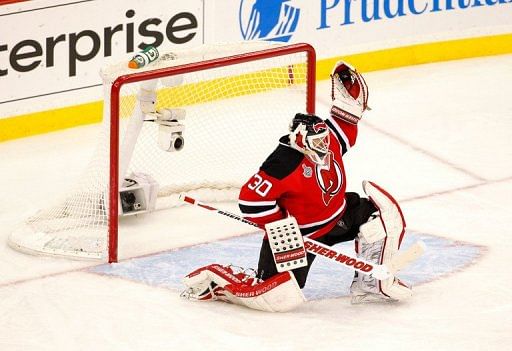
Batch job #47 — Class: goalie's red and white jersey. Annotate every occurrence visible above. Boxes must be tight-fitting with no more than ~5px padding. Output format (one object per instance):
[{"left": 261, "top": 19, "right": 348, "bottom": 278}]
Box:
[{"left": 239, "top": 115, "right": 358, "bottom": 239}]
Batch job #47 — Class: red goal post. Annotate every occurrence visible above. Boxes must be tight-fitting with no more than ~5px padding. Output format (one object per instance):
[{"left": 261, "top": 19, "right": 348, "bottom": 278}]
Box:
[
  {"left": 9, "top": 41, "right": 316, "bottom": 263},
  {"left": 108, "top": 42, "right": 316, "bottom": 262}
]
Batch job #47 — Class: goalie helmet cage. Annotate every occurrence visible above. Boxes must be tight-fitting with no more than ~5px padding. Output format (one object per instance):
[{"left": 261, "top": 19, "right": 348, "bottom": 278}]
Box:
[{"left": 8, "top": 41, "right": 316, "bottom": 263}]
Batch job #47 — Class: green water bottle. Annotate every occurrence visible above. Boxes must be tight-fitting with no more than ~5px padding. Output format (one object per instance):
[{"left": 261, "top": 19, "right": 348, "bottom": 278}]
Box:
[{"left": 128, "top": 46, "right": 160, "bottom": 69}]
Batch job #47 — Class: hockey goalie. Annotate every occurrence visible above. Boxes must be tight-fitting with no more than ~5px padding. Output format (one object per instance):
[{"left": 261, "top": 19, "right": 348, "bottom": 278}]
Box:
[{"left": 182, "top": 61, "right": 414, "bottom": 312}]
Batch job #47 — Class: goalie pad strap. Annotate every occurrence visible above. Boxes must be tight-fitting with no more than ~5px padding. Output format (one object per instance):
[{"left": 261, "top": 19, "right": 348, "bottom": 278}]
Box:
[{"left": 358, "top": 215, "right": 386, "bottom": 244}]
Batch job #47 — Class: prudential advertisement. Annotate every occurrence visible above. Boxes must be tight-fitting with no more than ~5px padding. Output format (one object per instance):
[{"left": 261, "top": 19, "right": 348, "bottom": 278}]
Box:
[{"left": 205, "top": 0, "right": 512, "bottom": 57}]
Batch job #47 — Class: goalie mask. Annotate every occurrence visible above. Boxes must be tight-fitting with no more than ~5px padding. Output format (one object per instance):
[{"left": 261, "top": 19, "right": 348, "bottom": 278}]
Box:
[
  {"left": 330, "top": 60, "right": 369, "bottom": 124},
  {"left": 289, "top": 113, "right": 330, "bottom": 165}
]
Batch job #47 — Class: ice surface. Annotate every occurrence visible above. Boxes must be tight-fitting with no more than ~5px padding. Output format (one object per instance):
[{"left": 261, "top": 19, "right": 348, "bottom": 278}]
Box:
[{"left": 1, "top": 54, "right": 511, "bottom": 351}]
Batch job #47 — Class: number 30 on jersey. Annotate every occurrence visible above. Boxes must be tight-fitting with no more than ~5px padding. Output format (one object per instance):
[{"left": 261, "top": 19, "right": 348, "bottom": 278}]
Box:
[{"left": 247, "top": 174, "right": 273, "bottom": 197}]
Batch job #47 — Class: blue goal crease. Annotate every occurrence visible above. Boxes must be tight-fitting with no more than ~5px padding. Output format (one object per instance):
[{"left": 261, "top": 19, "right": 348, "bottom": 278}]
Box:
[{"left": 88, "top": 231, "right": 483, "bottom": 300}]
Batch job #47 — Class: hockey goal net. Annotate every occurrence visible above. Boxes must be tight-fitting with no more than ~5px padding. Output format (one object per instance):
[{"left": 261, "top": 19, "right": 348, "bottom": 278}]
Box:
[{"left": 8, "top": 41, "right": 316, "bottom": 262}]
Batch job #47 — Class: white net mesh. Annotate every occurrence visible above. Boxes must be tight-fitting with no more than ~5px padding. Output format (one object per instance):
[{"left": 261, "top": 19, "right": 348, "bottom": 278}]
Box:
[{"left": 8, "top": 42, "right": 313, "bottom": 260}]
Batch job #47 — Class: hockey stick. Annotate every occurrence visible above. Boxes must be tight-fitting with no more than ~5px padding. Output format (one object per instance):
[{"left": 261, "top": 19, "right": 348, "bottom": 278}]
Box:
[{"left": 180, "top": 195, "right": 424, "bottom": 280}]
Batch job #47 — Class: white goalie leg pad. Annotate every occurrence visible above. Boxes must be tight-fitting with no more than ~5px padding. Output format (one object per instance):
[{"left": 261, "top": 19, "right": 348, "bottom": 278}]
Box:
[
  {"left": 350, "top": 181, "right": 412, "bottom": 303},
  {"left": 222, "top": 271, "right": 305, "bottom": 312},
  {"left": 182, "top": 264, "right": 305, "bottom": 312},
  {"left": 362, "top": 180, "right": 405, "bottom": 243}
]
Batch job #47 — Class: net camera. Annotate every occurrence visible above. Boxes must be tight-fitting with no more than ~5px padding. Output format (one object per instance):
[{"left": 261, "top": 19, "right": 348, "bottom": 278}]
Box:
[{"left": 148, "top": 108, "right": 186, "bottom": 152}]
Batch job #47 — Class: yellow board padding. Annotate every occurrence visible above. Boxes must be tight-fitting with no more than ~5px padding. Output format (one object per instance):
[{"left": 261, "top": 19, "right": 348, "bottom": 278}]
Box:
[
  {"left": 317, "top": 33, "right": 512, "bottom": 79},
  {"left": 117, "top": 64, "right": 308, "bottom": 118},
  {"left": 1, "top": 33, "right": 511, "bottom": 142},
  {"left": 0, "top": 102, "right": 103, "bottom": 141},
  {"left": 154, "top": 65, "right": 308, "bottom": 110}
]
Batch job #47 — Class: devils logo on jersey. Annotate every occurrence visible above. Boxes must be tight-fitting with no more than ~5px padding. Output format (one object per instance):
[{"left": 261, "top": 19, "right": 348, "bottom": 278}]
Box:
[{"left": 315, "top": 151, "right": 343, "bottom": 205}]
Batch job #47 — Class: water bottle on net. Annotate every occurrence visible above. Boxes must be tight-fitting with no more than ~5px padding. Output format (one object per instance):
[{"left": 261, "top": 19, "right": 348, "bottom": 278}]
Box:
[{"left": 128, "top": 46, "right": 160, "bottom": 69}]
